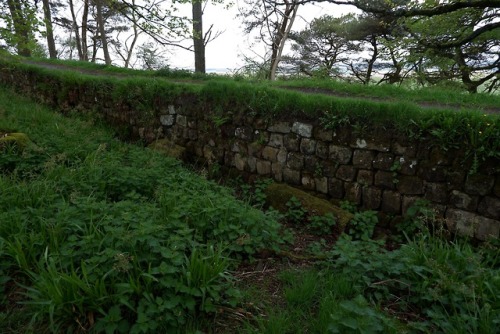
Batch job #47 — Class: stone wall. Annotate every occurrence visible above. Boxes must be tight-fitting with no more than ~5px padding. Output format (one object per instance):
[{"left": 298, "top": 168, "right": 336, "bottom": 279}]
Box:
[{"left": 1, "top": 63, "right": 499, "bottom": 240}]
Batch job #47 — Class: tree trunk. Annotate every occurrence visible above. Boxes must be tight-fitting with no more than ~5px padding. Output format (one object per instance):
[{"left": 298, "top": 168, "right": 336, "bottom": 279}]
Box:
[
  {"left": 95, "top": 0, "right": 112, "bottom": 65},
  {"left": 6, "top": 0, "right": 31, "bottom": 57},
  {"left": 269, "top": 1, "right": 299, "bottom": 80},
  {"left": 82, "top": 0, "right": 89, "bottom": 61},
  {"left": 364, "top": 36, "right": 378, "bottom": 84},
  {"left": 192, "top": 0, "right": 205, "bottom": 73},
  {"left": 68, "top": 0, "right": 83, "bottom": 60},
  {"left": 42, "top": 0, "right": 57, "bottom": 58}
]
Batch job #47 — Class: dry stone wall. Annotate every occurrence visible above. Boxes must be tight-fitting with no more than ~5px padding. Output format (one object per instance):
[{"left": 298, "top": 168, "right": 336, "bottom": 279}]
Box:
[{"left": 1, "top": 64, "right": 499, "bottom": 240}]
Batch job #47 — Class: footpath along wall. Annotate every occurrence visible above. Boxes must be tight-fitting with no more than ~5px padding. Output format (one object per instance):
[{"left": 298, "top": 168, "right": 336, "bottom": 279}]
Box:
[{"left": 1, "top": 61, "right": 499, "bottom": 240}]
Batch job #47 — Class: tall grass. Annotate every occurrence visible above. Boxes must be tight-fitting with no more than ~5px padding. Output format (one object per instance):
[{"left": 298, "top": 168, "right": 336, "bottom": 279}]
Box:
[{"left": 0, "top": 87, "right": 287, "bottom": 333}]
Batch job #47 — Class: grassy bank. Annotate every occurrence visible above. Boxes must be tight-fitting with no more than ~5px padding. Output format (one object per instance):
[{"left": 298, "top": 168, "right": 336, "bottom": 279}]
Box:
[
  {"left": 1, "top": 75, "right": 499, "bottom": 333},
  {"left": 0, "top": 87, "right": 285, "bottom": 333}
]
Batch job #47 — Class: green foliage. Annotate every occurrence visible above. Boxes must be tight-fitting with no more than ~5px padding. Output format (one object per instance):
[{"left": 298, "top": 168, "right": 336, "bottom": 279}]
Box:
[
  {"left": 347, "top": 210, "right": 378, "bottom": 241},
  {"left": 285, "top": 196, "right": 307, "bottom": 224},
  {"left": 0, "top": 88, "right": 286, "bottom": 333}
]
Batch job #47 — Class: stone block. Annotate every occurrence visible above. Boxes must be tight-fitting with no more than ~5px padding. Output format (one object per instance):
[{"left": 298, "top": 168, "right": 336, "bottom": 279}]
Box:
[
  {"left": 398, "top": 156, "right": 418, "bottom": 175},
  {"left": 316, "top": 141, "right": 329, "bottom": 159},
  {"left": 418, "top": 162, "right": 447, "bottom": 182},
  {"left": 256, "top": 160, "right": 272, "bottom": 175},
  {"left": 424, "top": 182, "right": 448, "bottom": 204},
  {"left": 176, "top": 115, "right": 187, "bottom": 127},
  {"left": 382, "top": 190, "right": 401, "bottom": 214},
  {"left": 248, "top": 156, "right": 257, "bottom": 173},
  {"left": 465, "top": 174, "right": 495, "bottom": 196},
  {"left": 268, "top": 122, "right": 291, "bottom": 133},
  {"left": 234, "top": 153, "right": 246, "bottom": 171},
  {"left": 402, "top": 196, "right": 419, "bottom": 215},
  {"left": 373, "top": 153, "right": 395, "bottom": 171},
  {"left": 262, "top": 146, "right": 279, "bottom": 162},
  {"left": 160, "top": 114, "right": 175, "bottom": 126},
  {"left": 292, "top": 122, "right": 313, "bottom": 138},
  {"left": 495, "top": 176, "right": 500, "bottom": 197},
  {"left": 446, "top": 209, "right": 500, "bottom": 240},
  {"left": 283, "top": 168, "right": 301, "bottom": 185},
  {"left": 315, "top": 177, "right": 328, "bottom": 194},
  {"left": 287, "top": 152, "right": 304, "bottom": 169},
  {"left": 449, "top": 190, "right": 478, "bottom": 211},
  {"left": 478, "top": 196, "right": 500, "bottom": 220},
  {"left": 272, "top": 162, "right": 284, "bottom": 182},
  {"left": 397, "top": 176, "right": 424, "bottom": 195},
  {"left": 277, "top": 148, "right": 287, "bottom": 164},
  {"left": 300, "top": 138, "right": 317, "bottom": 155},
  {"left": 345, "top": 182, "right": 362, "bottom": 205},
  {"left": 447, "top": 171, "right": 466, "bottom": 191},
  {"left": 284, "top": 133, "right": 300, "bottom": 151},
  {"left": 231, "top": 141, "right": 247, "bottom": 154},
  {"left": 351, "top": 138, "right": 390, "bottom": 152},
  {"left": 392, "top": 142, "right": 417, "bottom": 157},
  {"left": 268, "top": 133, "right": 284, "bottom": 148},
  {"left": 357, "top": 170, "right": 374, "bottom": 186},
  {"left": 328, "top": 178, "right": 344, "bottom": 199},
  {"left": 362, "top": 186, "right": 382, "bottom": 210},
  {"left": 248, "top": 142, "right": 263, "bottom": 158},
  {"left": 352, "top": 150, "right": 375, "bottom": 168},
  {"left": 234, "top": 126, "right": 253, "bottom": 141},
  {"left": 336, "top": 165, "right": 357, "bottom": 182},
  {"left": 329, "top": 145, "right": 352, "bottom": 164},
  {"left": 313, "top": 128, "right": 333, "bottom": 141},
  {"left": 302, "top": 174, "right": 316, "bottom": 190},
  {"left": 304, "top": 155, "right": 319, "bottom": 174},
  {"left": 374, "top": 170, "right": 396, "bottom": 189}
]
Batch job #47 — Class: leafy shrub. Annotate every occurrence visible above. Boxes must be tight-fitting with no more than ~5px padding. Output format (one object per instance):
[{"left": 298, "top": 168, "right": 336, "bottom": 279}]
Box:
[{"left": 347, "top": 210, "right": 378, "bottom": 241}]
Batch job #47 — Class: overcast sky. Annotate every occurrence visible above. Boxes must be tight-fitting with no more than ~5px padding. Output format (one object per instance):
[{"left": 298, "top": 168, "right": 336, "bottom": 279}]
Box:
[{"left": 169, "top": 1, "right": 359, "bottom": 72}]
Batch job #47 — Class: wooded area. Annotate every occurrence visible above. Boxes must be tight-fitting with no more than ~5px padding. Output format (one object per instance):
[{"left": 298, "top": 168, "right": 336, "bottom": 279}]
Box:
[{"left": 0, "top": 0, "right": 498, "bottom": 92}]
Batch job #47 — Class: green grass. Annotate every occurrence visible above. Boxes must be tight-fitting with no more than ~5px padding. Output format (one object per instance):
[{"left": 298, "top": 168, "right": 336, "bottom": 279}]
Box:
[{"left": 0, "top": 87, "right": 287, "bottom": 333}]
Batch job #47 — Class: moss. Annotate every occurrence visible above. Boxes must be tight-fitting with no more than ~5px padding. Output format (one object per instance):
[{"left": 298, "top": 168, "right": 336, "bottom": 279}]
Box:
[
  {"left": 148, "top": 138, "right": 186, "bottom": 160},
  {"left": 264, "top": 183, "right": 353, "bottom": 231},
  {"left": 0, "top": 132, "right": 30, "bottom": 151}
]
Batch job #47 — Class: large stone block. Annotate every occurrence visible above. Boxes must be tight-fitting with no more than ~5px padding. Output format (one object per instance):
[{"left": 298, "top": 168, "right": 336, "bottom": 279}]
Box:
[
  {"left": 352, "top": 150, "right": 375, "bottom": 168},
  {"left": 256, "top": 160, "right": 272, "bottom": 175},
  {"left": 283, "top": 168, "right": 301, "bottom": 185},
  {"left": 287, "top": 152, "right": 304, "bottom": 169},
  {"left": 424, "top": 182, "right": 448, "bottom": 204},
  {"left": 292, "top": 122, "right": 313, "bottom": 138},
  {"left": 345, "top": 182, "right": 362, "bottom": 205},
  {"left": 300, "top": 138, "right": 317, "bottom": 155},
  {"left": 234, "top": 126, "right": 253, "bottom": 141},
  {"left": 316, "top": 141, "right": 329, "bottom": 159},
  {"left": 336, "top": 165, "right": 357, "bottom": 182},
  {"left": 478, "top": 196, "right": 500, "bottom": 220},
  {"left": 357, "top": 170, "right": 374, "bottom": 186},
  {"left": 373, "top": 153, "right": 395, "bottom": 171},
  {"left": 329, "top": 145, "right": 352, "bottom": 164},
  {"left": 382, "top": 190, "right": 401, "bottom": 214},
  {"left": 328, "top": 178, "right": 344, "bottom": 199},
  {"left": 374, "top": 170, "right": 396, "bottom": 189},
  {"left": 262, "top": 146, "right": 279, "bottom": 162},
  {"left": 449, "top": 190, "right": 478, "bottom": 211},
  {"left": 315, "top": 177, "right": 328, "bottom": 194},
  {"left": 268, "top": 122, "right": 291, "bottom": 133},
  {"left": 268, "top": 133, "right": 284, "bottom": 148},
  {"left": 284, "top": 133, "right": 300, "bottom": 151},
  {"left": 313, "top": 128, "right": 333, "bottom": 141},
  {"left": 397, "top": 176, "right": 424, "bottom": 195},
  {"left": 465, "top": 174, "right": 495, "bottom": 196},
  {"left": 362, "top": 186, "right": 382, "bottom": 210},
  {"left": 302, "top": 174, "right": 316, "bottom": 190},
  {"left": 446, "top": 209, "right": 500, "bottom": 240}
]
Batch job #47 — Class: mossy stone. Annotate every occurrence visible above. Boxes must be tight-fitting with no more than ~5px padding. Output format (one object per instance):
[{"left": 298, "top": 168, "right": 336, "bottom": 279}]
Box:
[
  {"left": 264, "top": 183, "right": 353, "bottom": 231},
  {"left": 0, "top": 132, "right": 30, "bottom": 151},
  {"left": 148, "top": 138, "right": 186, "bottom": 160}
]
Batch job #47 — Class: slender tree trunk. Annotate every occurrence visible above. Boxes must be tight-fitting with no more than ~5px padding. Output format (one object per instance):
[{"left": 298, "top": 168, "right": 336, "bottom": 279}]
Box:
[
  {"left": 42, "top": 0, "right": 57, "bottom": 58},
  {"left": 95, "top": 0, "right": 112, "bottom": 65},
  {"left": 68, "top": 0, "right": 83, "bottom": 60},
  {"left": 6, "top": 0, "right": 31, "bottom": 56},
  {"left": 269, "top": 0, "right": 299, "bottom": 80},
  {"left": 81, "top": 0, "right": 89, "bottom": 61},
  {"left": 364, "top": 36, "right": 378, "bottom": 84},
  {"left": 192, "top": 0, "right": 205, "bottom": 73}
]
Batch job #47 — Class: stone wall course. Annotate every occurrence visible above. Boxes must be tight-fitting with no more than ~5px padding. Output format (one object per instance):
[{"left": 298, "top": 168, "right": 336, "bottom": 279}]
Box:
[{"left": 2, "top": 66, "right": 499, "bottom": 241}]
